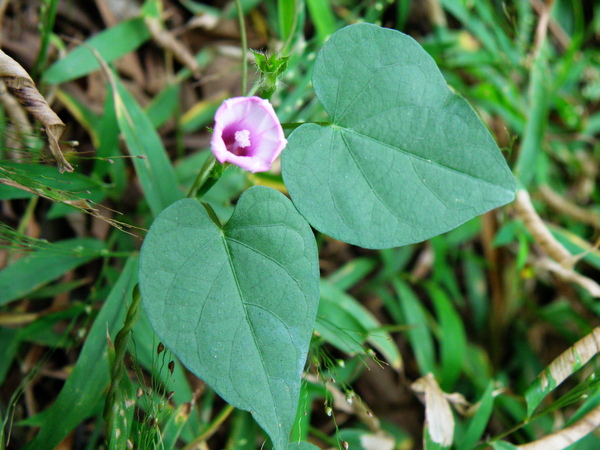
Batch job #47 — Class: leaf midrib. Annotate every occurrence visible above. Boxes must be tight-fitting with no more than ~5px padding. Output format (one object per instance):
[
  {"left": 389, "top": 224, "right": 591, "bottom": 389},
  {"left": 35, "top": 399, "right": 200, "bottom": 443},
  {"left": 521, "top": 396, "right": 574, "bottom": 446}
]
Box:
[{"left": 219, "top": 233, "right": 284, "bottom": 446}]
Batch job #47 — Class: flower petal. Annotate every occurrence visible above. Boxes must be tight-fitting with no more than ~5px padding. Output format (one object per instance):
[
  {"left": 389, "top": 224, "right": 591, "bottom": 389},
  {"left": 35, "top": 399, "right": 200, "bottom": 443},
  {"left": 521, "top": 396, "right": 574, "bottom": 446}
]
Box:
[{"left": 210, "top": 96, "right": 287, "bottom": 172}]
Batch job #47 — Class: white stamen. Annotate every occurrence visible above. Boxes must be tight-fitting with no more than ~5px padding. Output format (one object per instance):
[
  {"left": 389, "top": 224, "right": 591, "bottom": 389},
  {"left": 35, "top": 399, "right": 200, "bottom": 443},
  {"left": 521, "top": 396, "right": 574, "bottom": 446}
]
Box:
[{"left": 235, "top": 130, "right": 251, "bottom": 148}]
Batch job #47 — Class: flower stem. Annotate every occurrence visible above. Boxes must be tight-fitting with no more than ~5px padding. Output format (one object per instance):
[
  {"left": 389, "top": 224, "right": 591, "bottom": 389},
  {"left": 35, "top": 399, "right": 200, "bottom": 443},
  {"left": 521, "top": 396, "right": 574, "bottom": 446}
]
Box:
[
  {"left": 234, "top": 0, "right": 248, "bottom": 95},
  {"left": 187, "top": 154, "right": 228, "bottom": 199}
]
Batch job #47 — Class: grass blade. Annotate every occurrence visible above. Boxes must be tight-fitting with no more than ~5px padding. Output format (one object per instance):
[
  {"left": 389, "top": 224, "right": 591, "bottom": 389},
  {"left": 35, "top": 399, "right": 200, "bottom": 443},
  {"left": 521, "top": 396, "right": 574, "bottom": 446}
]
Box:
[
  {"left": 318, "top": 281, "right": 402, "bottom": 370},
  {"left": 458, "top": 381, "right": 495, "bottom": 449},
  {"left": 306, "top": 0, "right": 336, "bottom": 42},
  {"left": 0, "top": 238, "right": 106, "bottom": 305},
  {"left": 111, "top": 78, "right": 184, "bottom": 217},
  {"left": 23, "top": 257, "right": 138, "bottom": 450},
  {"left": 392, "top": 278, "right": 436, "bottom": 376},
  {"left": 426, "top": 282, "right": 467, "bottom": 390},
  {"left": 42, "top": 18, "right": 151, "bottom": 84}
]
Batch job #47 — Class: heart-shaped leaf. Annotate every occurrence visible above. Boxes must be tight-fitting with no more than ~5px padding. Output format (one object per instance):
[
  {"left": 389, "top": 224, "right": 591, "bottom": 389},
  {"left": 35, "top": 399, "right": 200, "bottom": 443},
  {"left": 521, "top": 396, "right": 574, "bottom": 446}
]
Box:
[
  {"left": 139, "top": 186, "right": 319, "bottom": 449},
  {"left": 282, "top": 23, "right": 516, "bottom": 249}
]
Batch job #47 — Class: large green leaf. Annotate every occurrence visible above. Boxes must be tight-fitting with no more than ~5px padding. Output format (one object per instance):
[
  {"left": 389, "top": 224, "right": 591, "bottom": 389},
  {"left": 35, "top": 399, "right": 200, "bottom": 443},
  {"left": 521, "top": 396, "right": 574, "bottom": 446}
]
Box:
[
  {"left": 138, "top": 186, "right": 319, "bottom": 449},
  {"left": 282, "top": 23, "right": 516, "bottom": 249}
]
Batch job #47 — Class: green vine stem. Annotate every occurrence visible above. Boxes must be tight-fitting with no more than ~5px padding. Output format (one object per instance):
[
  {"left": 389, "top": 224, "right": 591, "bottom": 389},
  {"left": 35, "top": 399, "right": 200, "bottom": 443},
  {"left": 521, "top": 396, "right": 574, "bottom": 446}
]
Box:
[{"left": 187, "top": 154, "right": 228, "bottom": 199}]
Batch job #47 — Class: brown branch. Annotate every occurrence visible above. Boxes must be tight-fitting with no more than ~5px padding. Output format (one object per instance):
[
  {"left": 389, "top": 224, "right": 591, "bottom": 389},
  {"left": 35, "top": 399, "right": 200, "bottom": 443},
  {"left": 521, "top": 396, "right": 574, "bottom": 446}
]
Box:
[{"left": 529, "top": 0, "right": 571, "bottom": 51}]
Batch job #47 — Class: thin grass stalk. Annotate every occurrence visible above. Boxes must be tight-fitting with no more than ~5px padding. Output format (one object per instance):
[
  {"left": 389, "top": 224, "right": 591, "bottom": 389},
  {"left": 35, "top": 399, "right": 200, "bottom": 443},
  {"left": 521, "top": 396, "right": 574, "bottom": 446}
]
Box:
[
  {"left": 234, "top": 0, "right": 248, "bottom": 95},
  {"left": 103, "top": 285, "right": 142, "bottom": 443}
]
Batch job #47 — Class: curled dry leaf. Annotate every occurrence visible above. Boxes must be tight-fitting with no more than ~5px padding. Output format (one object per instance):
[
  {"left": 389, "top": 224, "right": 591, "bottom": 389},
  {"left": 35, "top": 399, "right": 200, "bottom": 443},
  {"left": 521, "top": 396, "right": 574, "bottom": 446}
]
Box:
[
  {"left": 0, "top": 50, "right": 73, "bottom": 173},
  {"left": 411, "top": 373, "right": 454, "bottom": 447},
  {"left": 0, "top": 80, "right": 34, "bottom": 150}
]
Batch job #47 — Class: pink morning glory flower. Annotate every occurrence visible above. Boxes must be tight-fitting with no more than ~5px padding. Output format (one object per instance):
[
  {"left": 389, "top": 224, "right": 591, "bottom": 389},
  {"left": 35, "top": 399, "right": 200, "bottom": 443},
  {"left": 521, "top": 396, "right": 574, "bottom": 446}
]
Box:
[{"left": 210, "top": 96, "right": 287, "bottom": 173}]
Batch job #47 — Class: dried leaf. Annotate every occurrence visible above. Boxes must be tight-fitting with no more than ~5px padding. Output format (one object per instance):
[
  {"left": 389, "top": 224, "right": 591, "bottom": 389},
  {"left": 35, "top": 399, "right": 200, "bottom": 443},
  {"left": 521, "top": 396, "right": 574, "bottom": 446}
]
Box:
[
  {"left": 0, "top": 49, "right": 73, "bottom": 173},
  {"left": 0, "top": 80, "right": 34, "bottom": 150},
  {"left": 517, "top": 405, "right": 600, "bottom": 449},
  {"left": 411, "top": 373, "right": 454, "bottom": 447},
  {"left": 516, "top": 189, "right": 600, "bottom": 296},
  {"left": 525, "top": 327, "right": 600, "bottom": 416},
  {"left": 360, "top": 432, "right": 396, "bottom": 450},
  {"left": 540, "top": 328, "right": 600, "bottom": 392}
]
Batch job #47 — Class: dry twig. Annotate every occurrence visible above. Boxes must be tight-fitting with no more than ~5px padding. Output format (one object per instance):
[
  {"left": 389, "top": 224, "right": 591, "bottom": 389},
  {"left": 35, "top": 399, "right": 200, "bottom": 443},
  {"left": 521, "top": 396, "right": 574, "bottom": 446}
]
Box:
[
  {"left": 515, "top": 189, "right": 573, "bottom": 267},
  {"left": 145, "top": 16, "right": 201, "bottom": 78},
  {"left": 537, "top": 184, "right": 600, "bottom": 229},
  {"left": 529, "top": 0, "right": 571, "bottom": 51},
  {"left": 515, "top": 189, "right": 600, "bottom": 297}
]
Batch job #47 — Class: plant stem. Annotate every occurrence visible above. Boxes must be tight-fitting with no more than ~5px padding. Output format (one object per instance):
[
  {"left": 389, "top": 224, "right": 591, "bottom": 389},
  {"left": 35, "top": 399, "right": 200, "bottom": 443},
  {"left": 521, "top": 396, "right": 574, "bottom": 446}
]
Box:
[
  {"left": 234, "top": 0, "right": 248, "bottom": 95},
  {"left": 183, "top": 404, "right": 235, "bottom": 450},
  {"left": 33, "top": 0, "right": 59, "bottom": 78},
  {"left": 187, "top": 154, "right": 228, "bottom": 199}
]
